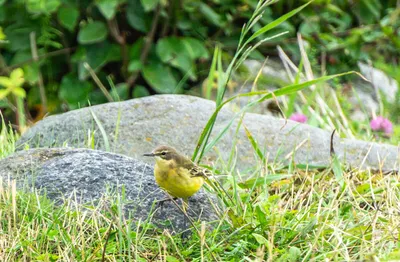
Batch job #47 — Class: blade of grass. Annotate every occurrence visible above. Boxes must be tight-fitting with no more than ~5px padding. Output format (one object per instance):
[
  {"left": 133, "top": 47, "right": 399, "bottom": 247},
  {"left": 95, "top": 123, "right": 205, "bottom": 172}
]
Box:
[
  {"left": 246, "top": 1, "right": 313, "bottom": 43},
  {"left": 243, "top": 125, "right": 265, "bottom": 163},
  {"left": 0, "top": 112, "right": 18, "bottom": 159},
  {"left": 15, "top": 96, "right": 26, "bottom": 133},
  {"left": 215, "top": 48, "right": 225, "bottom": 106},
  {"left": 204, "top": 47, "right": 219, "bottom": 99},
  {"left": 89, "top": 109, "right": 110, "bottom": 152},
  {"left": 238, "top": 174, "right": 293, "bottom": 189}
]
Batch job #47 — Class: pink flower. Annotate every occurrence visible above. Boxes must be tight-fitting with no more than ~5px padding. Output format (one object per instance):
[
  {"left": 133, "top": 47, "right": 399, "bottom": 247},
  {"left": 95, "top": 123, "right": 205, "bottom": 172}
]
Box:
[
  {"left": 370, "top": 116, "right": 393, "bottom": 134},
  {"left": 289, "top": 113, "right": 307, "bottom": 123}
]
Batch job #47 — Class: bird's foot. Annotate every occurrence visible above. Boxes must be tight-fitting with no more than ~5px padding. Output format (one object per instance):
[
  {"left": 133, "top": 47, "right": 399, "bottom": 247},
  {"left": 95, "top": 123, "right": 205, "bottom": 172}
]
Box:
[{"left": 155, "top": 197, "right": 178, "bottom": 208}]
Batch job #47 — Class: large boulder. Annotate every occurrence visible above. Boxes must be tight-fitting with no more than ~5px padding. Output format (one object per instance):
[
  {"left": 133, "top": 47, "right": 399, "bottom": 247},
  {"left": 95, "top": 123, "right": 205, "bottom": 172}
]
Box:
[
  {"left": 0, "top": 148, "right": 218, "bottom": 231},
  {"left": 17, "top": 95, "right": 399, "bottom": 171}
]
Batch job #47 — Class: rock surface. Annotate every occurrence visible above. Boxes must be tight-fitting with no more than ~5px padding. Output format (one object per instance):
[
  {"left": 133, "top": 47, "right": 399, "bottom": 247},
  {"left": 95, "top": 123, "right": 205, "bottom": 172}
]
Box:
[
  {"left": 17, "top": 95, "right": 400, "bottom": 171},
  {"left": 0, "top": 148, "right": 218, "bottom": 231},
  {"left": 243, "top": 59, "right": 291, "bottom": 87},
  {"left": 358, "top": 62, "right": 398, "bottom": 103}
]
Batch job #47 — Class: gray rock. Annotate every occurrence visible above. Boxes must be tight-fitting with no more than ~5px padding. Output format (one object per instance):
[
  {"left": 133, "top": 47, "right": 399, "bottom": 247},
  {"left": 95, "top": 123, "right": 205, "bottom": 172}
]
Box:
[
  {"left": 348, "top": 83, "right": 379, "bottom": 122},
  {"left": 358, "top": 62, "right": 398, "bottom": 103},
  {"left": 0, "top": 148, "right": 218, "bottom": 232},
  {"left": 17, "top": 95, "right": 399, "bottom": 171},
  {"left": 238, "top": 59, "right": 290, "bottom": 115},
  {"left": 243, "top": 59, "right": 291, "bottom": 87}
]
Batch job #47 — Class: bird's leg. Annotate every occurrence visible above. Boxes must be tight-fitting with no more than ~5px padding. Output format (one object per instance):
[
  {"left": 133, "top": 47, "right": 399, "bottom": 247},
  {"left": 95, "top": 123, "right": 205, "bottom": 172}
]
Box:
[
  {"left": 155, "top": 197, "right": 178, "bottom": 208},
  {"left": 182, "top": 199, "right": 189, "bottom": 214},
  {"left": 181, "top": 198, "right": 191, "bottom": 240}
]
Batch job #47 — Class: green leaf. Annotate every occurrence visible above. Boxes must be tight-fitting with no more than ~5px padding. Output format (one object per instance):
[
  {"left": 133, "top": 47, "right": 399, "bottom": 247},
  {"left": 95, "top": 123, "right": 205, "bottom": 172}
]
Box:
[
  {"left": 359, "top": 0, "right": 381, "bottom": 24},
  {"left": 133, "top": 85, "right": 150, "bottom": 98},
  {"left": 79, "top": 42, "right": 121, "bottom": 80},
  {"left": 96, "top": 0, "right": 119, "bottom": 20},
  {"left": 0, "top": 26, "right": 5, "bottom": 40},
  {"left": 140, "top": 0, "right": 158, "bottom": 12},
  {"left": 165, "top": 256, "right": 180, "bottom": 262},
  {"left": 0, "top": 89, "right": 9, "bottom": 99},
  {"left": 47, "top": 229, "right": 59, "bottom": 240},
  {"left": 252, "top": 233, "right": 268, "bottom": 245},
  {"left": 356, "top": 183, "right": 370, "bottom": 194},
  {"left": 59, "top": 74, "right": 92, "bottom": 108},
  {"left": 156, "top": 37, "right": 181, "bottom": 63},
  {"left": 129, "top": 37, "right": 144, "bottom": 60},
  {"left": 12, "top": 87, "right": 26, "bottom": 98},
  {"left": 198, "top": 3, "right": 222, "bottom": 26},
  {"left": 57, "top": 5, "right": 79, "bottom": 31},
  {"left": 0, "top": 8, "right": 5, "bottom": 23},
  {"left": 70, "top": 46, "right": 86, "bottom": 63},
  {"left": 127, "top": 0, "right": 149, "bottom": 33},
  {"left": 27, "top": 84, "right": 42, "bottom": 106},
  {"left": 255, "top": 206, "right": 267, "bottom": 227},
  {"left": 3, "top": 25, "right": 33, "bottom": 51},
  {"left": 23, "top": 64, "right": 40, "bottom": 85},
  {"left": 181, "top": 37, "right": 209, "bottom": 60},
  {"left": 87, "top": 42, "right": 121, "bottom": 67},
  {"left": 0, "top": 77, "right": 12, "bottom": 88},
  {"left": 10, "top": 68, "right": 24, "bottom": 83},
  {"left": 299, "top": 19, "right": 321, "bottom": 37},
  {"left": 128, "top": 60, "right": 143, "bottom": 72},
  {"left": 77, "top": 21, "right": 108, "bottom": 44},
  {"left": 142, "top": 62, "right": 178, "bottom": 93},
  {"left": 156, "top": 37, "right": 195, "bottom": 79},
  {"left": 26, "top": 0, "right": 61, "bottom": 14},
  {"left": 36, "top": 253, "right": 59, "bottom": 261},
  {"left": 0, "top": 68, "right": 26, "bottom": 97}
]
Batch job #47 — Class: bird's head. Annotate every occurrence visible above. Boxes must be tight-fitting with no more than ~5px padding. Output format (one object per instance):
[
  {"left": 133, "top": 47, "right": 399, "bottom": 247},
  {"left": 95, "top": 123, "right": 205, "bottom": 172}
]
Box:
[{"left": 143, "top": 145, "right": 180, "bottom": 166}]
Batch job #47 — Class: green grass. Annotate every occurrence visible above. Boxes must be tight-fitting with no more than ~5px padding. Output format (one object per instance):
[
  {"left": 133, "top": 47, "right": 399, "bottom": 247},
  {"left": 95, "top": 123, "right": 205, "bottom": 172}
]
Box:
[
  {"left": 0, "top": 112, "right": 18, "bottom": 159},
  {"left": 1, "top": 156, "right": 400, "bottom": 261}
]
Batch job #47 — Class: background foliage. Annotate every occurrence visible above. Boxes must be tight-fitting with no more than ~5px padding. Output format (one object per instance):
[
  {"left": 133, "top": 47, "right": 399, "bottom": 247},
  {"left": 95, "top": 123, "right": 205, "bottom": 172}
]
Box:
[{"left": 0, "top": 0, "right": 399, "bottom": 131}]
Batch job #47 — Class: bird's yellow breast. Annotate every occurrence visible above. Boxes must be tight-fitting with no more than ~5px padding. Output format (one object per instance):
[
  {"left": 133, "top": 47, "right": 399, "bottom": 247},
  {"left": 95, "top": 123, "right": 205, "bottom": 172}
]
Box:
[{"left": 154, "top": 159, "right": 204, "bottom": 199}]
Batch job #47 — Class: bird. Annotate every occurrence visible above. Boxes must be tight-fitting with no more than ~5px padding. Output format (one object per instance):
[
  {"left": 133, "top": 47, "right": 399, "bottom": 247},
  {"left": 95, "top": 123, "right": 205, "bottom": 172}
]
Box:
[{"left": 143, "top": 145, "right": 210, "bottom": 204}]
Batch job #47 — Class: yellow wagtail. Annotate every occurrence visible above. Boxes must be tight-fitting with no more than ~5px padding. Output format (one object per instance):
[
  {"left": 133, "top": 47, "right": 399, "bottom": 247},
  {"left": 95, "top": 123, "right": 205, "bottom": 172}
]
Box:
[{"left": 143, "top": 145, "right": 210, "bottom": 203}]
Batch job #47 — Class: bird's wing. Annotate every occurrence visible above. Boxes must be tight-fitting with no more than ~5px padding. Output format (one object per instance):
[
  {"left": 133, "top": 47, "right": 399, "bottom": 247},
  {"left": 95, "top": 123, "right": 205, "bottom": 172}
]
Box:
[
  {"left": 180, "top": 156, "right": 211, "bottom": 178},
  {"left": 189, "top": 164, "right": 211, "bottom": 178}
]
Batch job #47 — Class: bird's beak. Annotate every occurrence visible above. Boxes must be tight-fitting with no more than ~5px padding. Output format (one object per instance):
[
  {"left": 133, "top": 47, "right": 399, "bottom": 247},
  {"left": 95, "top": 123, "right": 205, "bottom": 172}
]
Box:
[{"left": 143, "top": 153, "right": 155, "bottom": 157}]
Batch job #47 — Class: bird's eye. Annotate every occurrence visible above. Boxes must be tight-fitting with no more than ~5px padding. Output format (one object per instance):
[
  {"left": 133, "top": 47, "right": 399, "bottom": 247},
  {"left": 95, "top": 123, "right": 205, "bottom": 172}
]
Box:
[{"left": 161, "top": 151, "right": 167, "bottom": 156}]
